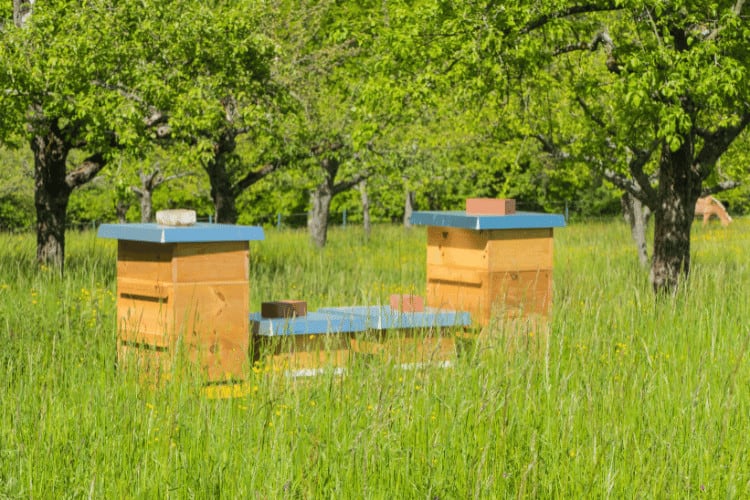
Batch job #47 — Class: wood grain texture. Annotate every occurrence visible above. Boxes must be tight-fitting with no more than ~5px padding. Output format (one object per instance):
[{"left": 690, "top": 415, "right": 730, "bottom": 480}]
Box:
[
  {"left": 253, "top": 334, "right": 351, "bottom": 370},
  {"left": 115, "top": 240, "right": 251, "bottom": 382},
  {"left": 425, "top": 225, "right": 555, "bottom": 326},
  {"left": 349, "top": 329, "right": 457, "bottom": 363}
]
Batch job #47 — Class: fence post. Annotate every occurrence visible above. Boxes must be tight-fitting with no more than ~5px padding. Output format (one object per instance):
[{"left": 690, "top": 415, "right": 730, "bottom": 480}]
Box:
[
  {"left": 565, "top": 201, "right": 569, "bottom": 222},
  {"left": 277, "top": 213, "right": 282, "bottom": 230},
  {"left": 342, "top": 209, "right": 347, "bottom": 227}
]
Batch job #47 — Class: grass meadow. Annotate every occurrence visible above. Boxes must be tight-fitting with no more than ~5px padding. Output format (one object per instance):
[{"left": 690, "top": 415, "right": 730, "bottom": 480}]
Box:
[{"left": 1, "top": 218, "right": 749, "bottom": 497}]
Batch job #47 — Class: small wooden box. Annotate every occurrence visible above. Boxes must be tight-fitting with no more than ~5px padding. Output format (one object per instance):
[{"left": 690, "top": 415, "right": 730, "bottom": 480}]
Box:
[
  {"left": 98, "top": 223, "right": 264, "bottom": 383},
  {"left": 261, "top": 300, "right": 307, "bottom": 318}
]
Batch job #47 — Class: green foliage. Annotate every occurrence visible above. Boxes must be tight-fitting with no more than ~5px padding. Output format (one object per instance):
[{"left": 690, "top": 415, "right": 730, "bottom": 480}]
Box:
[
  {"left": 0, "top": 147, "right": 33, "bottom": 230},
  {"left": 2, "top": 0, "right": 747, "bottom": 236}
]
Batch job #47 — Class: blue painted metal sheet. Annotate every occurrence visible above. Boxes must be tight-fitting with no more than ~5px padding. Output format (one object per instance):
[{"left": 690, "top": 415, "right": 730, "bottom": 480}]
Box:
[
  {"left": 97, "top": 223, "right": 265, "bottom": 243},
  {"left": 318, "top": 305, "right": 471, "bottom": 330},
  {"left": 409, "top": 211, "right": 565, "bottom": 230},
  {"left": 249, "top": 311, "right": 366, "bottom": 337}
]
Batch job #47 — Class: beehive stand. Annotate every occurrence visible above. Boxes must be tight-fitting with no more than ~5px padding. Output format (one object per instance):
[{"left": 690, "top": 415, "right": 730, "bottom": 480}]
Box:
[
  {"left": 97, "top": 223, "right": 264, "bottom": 383},
  {"left": 410, "top": 210, "right": 565, "bottom": 327},
  {"left": 319, "top": 305, "right": 471, "bottom": 363},
  {"left": 249, "top": 311, "right": 366, "bottom": 373}
]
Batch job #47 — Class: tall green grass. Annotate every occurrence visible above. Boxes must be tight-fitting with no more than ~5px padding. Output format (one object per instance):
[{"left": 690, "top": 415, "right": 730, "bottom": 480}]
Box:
[{"left": 0, "top": 219, "right": 749, "bottom": 497}]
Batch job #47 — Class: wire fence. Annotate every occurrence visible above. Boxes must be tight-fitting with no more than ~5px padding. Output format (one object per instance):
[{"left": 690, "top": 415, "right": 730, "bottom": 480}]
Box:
[{"left": 0, "top": 201, "right": 625, "bottom": 234}]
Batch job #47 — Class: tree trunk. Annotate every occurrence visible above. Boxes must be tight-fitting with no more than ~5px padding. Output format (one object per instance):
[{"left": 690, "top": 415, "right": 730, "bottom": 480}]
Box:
[
  {"left": 650, "top": 144, "right": 700, "bottom": 293},
  {"left": 139, "top": 188, "right": 153, "bottom": 223},
  {"left": 308, "top": 181, "right": 332, "bottom": 248},
  {"left": 116, "top": 200, "right": 130, "bottom": 224},
  {"left": 13, "top": 0, "right": 34, "bottom": 27},
  {"left": 205, "top": 134, "right": 239, "bottom": 224},
  {"left": 206, "top": 160, "right": 238, "bottom": 224},
  {"left": 31, "top": 131, "right": 72, "bottom": 273},
  {"left": 621, "top": 192, "right": 651, "bottom": 267},
  {"left": 404, "top": 190, "right": 416, "bottom": 228},
  {"left": 359, "top": 180, "right": 371, "bottom": 239}
]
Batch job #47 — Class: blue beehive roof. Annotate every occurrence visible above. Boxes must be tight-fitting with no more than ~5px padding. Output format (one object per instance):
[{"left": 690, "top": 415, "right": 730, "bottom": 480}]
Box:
[
  {"left": 249, "top": 311, "right": 366, "bottom": 336},
  {"left": 97, "top": 223, "right": 265, "bottom": 243},
  {"left": 409, "top": 211, "right": 565, "bottom": 230},
  {"left": 318, "top": 305, "right": 471, "bottom": 330}
]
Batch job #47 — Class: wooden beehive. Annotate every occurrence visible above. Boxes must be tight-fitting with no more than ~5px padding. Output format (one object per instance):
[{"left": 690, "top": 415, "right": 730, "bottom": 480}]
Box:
[
  {"left": 249, "top": 312, "right": 364, "bottom": 373},
  {"left": 411, "top": 211, "right": 565, "bottom": 327},
  {"left": 98, "top": 223, "right": 264, "bottom": 383},
  {"left": 319, "top": 306, "right": 471, "bottom": 364}
]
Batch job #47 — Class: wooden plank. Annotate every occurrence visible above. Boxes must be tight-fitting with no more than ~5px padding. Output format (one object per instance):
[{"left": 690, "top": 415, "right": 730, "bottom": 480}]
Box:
[
  {"left": 117, "top": 287, "right": 172, "bottom": 347},
  {"left": 350, "top": 330, "right": 456, "bottom": 363},
  {"left": 254, "top": 334, "right": 351, "bottom": 370},
  {"left": 427, "top": 226, "right": 488, "bottom": 270},
  {"left": 487, "top": 270, "right": 552, "bottom": 317},
  {"left": 117, "top": 240, "right": 173, "bottom": 282},
  {"left": 427, "top": 278, "right": 489, "bottom": 324},
  {"left": 171, "top": 282, "right": 249, "bottom": 347},
  {"left": 426, "top": 264, "right": 484, "bottom": 286},
  {"left": 172, "top": 242, "right": 249, "bottom": 283},
  {"left": 118, "top": 277, "right": 169, "bottom": 301},
  {"left": 428, "top": 227, "right": 553, "bottom": 272},
  {"left": 485, "top": 228, "right": 553, "bottom": 271},
  {"left": 183, "top": 335, "right": 249, "bottom": 381},
  {"left": 427, "top": 267, "right": 552, "bottom": 325}
]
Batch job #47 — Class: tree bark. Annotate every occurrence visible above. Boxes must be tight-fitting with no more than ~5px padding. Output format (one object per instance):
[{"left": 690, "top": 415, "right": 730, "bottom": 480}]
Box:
[
  {"left": 621, "top": 192, "right": 651, "bottom": 267},
  {"left": 116, "top": 200, "right": 130, "bottom": 224},
  {"left": 359, "top": 179, "right": 371, "bottom": 239},
  {"left": 31, "top": 130, "right": 72, "bottom": 273},
  {"left": 204, "top": 132, "right": 239, "bottom": 224},
  {"left": 308, "top": 180, "right": 332, "bottom": 248},
  {"left": 404, "top": 190, "right": 416, "bottom": 228},
  {"left": 133, "top": 170, "right": 160, "bottom": 223},
  {"left": 138, "top": 186, "right": 153, "bottom": 223},
  {"left": 650, "top": 142, "right": 700, "bottom": 293},
  {"left": 13, "top": 0, "right": 33, "bottom": 28}
]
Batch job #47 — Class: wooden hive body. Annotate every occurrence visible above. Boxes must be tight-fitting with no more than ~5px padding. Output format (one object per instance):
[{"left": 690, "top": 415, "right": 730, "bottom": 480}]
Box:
[
  {"left": 98, "top": 222, "right": 264, "bottom": 385},
  {"left": 116, "top": 240, "right": 250, "bottom": 382},
  {"left": 426, "top": 226, "right": 554, "bottom": 326},
  {"left": 410, "top": 210, "right": 565, "bottom": 328}
]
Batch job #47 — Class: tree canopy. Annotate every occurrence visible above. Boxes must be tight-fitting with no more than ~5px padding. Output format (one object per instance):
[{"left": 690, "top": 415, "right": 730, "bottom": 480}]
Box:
[{"left": 0, "top": 0, "right": 748, "bottom": 293}]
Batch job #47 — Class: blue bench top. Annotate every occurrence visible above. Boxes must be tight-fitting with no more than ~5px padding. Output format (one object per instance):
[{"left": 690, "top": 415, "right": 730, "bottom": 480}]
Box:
[
  {"left": 97, "top": 223, "right": 265, "bottom": 243},
  {"left": 317, "top": 305, "right": 471, "bottom": 330},
  {"left": 249, "top": 311, "right": 367, "bottom": 337},
  {"left": 409, "top": 211, "right": 565, "bottom": 230}
]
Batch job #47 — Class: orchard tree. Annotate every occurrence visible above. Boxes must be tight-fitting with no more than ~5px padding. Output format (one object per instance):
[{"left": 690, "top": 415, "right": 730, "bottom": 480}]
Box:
[
  {"left": 0, "top": 0, "right": 276, "bottom": 271},
  {"left": 152, "top": 3, "right": 285, "bottom": 224},
  {"left": 1, "top": 0, "right": 164, "bottom": 271},
  {"left": 263, "top": 0, "right": 384, "bottom": 247},
  {"left": 396, "top": 0, "right": 750, "bottom": 293}
]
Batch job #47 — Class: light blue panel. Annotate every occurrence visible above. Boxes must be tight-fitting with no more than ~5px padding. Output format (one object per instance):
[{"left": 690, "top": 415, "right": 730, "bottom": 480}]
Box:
[
  {"left": 249, "top": 311, "right": 366, "bottom": 337},
  {"left": 409, "top": 211, "right": 565, "bottom": 230},
  {"left": 97, "top": 223, "right": 265, "bottom": 243},
  {"left": 318, "top": 305, "right": 471, "bottom": 330}
]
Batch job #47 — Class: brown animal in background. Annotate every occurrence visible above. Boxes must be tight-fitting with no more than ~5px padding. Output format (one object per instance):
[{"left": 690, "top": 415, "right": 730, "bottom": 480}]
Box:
[{"left": 695, "top": 196, "right": 733, "bottom": 227}]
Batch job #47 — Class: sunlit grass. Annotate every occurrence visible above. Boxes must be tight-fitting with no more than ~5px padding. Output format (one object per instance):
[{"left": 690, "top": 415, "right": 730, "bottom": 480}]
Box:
[{"left": 0, "top": 217, "right": 749, "bottom": 496}]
